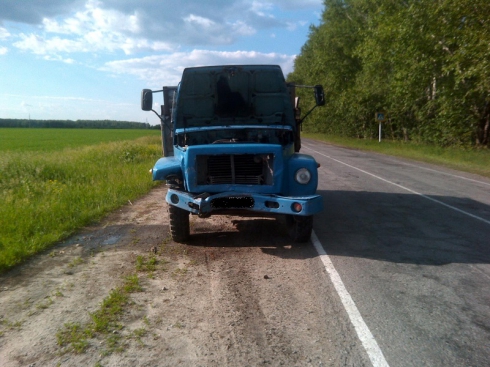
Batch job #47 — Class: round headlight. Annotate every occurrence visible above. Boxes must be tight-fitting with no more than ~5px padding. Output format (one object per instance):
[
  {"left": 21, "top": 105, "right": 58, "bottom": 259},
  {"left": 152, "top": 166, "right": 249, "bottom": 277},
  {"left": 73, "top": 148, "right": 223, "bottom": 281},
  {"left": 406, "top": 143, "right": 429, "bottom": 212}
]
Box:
[{"left": 295, "top": 168, "right": 311, "bottom": 184}]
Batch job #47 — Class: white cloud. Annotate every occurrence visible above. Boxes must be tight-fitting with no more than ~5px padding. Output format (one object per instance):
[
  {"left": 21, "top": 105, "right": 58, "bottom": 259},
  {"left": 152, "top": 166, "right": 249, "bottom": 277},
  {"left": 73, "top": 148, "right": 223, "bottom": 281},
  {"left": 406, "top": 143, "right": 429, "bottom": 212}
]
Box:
[
  {"left": 0, "top": 27, "right": 11, "bottom": 39},
  {"left": 286, "top": 22, "right": 298, "bottom": 31},
  {"left": 43, "top": 55, "right": 76, "bottom": 64},
  {"left": 251, "top": 2, "right": 274, "bottom": 17},
  {"left": 102, "top": 49, "right": 296, "bottom": 85},
  {"left": 13, "top": 0, "right": 170, "bottom": 56},
  {"left": 14, "top": 34, "right": 83, "bottom": 54},
  {"left": 184, "top": 14, "right": 216, "bottom": 28},
  {"left": 0, "top": 47, "right": 8, "bottom": 55},
  {"left": 230, "top": 21, "right": 256, "bottom": 36},
  {"left": 267, "top": 0, "right": 323, "bottom": 10},
  {"left": 8, "top": 0, "right": 312, "bottom": 60},
  {"left": 43, "top": 0, "right": 140, "bottom": 35},
  {"left": 13, "top": 28, "right": 172, "bottom": 56}
]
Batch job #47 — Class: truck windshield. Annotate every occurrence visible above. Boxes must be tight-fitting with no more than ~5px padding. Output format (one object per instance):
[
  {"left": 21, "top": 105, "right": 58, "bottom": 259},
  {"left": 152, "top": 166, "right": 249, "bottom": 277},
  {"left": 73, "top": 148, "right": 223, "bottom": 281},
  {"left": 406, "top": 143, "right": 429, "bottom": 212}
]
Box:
[{"left": 175, "top": 66, "right": 295, "bottom": 128}]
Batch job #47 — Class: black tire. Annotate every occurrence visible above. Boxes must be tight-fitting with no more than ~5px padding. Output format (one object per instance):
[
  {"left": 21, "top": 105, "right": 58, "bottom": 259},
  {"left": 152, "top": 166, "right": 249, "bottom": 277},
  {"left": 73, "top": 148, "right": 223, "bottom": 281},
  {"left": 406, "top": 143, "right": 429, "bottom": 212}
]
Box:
[
  {"left": 286, "top": 215, "right": 313, "bottom": 243},
  {"left": 168, "top": 205, "right": 190, "bottom": 243}
]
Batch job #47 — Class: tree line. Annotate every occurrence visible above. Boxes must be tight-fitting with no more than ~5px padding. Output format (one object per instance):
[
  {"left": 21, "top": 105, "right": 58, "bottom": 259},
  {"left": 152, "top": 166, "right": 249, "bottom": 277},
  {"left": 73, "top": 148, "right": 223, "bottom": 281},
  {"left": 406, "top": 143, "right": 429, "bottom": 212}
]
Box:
[
  {"left": 0, "top": 118, "right": 158, "bottom": 129},
  {"left": 288, "top": 0, "right": 489, "bottom": 147}
]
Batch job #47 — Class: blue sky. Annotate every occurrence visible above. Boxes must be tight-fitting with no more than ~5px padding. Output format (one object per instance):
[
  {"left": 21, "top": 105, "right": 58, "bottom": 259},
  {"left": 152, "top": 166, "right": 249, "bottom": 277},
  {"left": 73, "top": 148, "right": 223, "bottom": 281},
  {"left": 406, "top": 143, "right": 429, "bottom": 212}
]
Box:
[{"left": 0, "top": 0, "right": 323, "bottom": 125}]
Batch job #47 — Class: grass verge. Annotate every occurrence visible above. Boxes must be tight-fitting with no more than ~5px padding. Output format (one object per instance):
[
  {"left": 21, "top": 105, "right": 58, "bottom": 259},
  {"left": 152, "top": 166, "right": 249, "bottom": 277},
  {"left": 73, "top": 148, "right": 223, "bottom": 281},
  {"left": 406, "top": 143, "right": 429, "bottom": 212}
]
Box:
[
  {"left": 0, "top": 136, "right": 162, "bottom": 273},
  {"left": 304, "top": 133, "right": 490, "bottom": 178}
]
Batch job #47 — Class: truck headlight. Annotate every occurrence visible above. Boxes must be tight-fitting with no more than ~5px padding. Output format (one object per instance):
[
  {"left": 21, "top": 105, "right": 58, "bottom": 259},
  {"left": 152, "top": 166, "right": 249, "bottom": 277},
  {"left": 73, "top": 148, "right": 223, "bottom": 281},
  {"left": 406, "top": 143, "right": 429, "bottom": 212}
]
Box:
[{"left": 295, "top": 168, "right": 311, "bottom": 184}]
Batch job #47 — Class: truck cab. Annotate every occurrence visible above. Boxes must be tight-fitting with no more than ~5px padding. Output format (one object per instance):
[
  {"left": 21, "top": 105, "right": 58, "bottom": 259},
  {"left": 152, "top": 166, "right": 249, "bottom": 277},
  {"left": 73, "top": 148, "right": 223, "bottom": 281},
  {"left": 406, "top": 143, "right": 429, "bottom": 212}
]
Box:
[{"left": 141, "top": 65, "right": 325, "bottom": 243}]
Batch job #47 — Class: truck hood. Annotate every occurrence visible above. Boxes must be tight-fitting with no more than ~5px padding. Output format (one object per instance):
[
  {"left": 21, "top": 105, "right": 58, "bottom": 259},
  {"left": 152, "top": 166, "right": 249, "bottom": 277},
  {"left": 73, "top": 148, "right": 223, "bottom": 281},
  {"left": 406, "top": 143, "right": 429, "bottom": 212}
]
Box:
[{"left": 174, "top": 65, "right": 296, "bottom": 129}]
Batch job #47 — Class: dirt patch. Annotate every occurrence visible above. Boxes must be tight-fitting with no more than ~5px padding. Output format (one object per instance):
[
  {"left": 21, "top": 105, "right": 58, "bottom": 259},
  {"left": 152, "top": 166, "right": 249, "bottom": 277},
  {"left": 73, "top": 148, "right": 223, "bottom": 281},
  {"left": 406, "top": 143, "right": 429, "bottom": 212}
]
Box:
[{"left": 0, "top": 185, "right": 369, "bottom": 366}]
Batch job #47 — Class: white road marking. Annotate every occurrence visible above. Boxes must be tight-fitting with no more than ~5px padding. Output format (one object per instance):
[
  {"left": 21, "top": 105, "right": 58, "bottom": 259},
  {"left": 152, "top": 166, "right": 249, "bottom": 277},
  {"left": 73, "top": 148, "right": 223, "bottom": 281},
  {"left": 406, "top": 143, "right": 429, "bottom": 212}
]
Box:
[
  {"left": 386, "top": 158, "right": 490, "bottom": 187},
  {"left": 305, "top": 147, "right": 490, "bottom": 226},
  {"left": 311, "top": 231, "right": 390, "bottom": 367},
  {"left": 304, "top": 142, "right": 490, "bottom": 188}
]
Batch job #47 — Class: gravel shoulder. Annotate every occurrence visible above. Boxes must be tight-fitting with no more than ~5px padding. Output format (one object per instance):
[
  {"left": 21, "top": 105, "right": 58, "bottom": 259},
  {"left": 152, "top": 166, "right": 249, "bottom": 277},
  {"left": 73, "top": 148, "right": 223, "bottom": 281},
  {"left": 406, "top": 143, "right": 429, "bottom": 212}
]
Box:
[{"left": 0, "top": 185, "right": 369, "bottom": 367}]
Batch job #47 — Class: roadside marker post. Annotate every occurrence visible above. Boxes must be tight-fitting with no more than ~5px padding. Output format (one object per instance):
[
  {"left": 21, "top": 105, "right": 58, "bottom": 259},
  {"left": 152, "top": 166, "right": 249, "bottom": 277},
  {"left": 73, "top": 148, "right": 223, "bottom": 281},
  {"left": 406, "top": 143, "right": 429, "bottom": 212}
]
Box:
[{"left": 375, "top": 112, "right": 386, "bottom": 142}]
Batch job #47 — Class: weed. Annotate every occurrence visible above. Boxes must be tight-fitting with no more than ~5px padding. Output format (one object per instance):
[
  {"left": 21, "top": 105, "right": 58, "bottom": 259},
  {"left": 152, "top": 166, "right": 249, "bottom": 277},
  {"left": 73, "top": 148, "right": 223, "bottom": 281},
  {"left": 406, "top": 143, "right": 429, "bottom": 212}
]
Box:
[
  {"left": 89, "top": 248, "right": 100, "bottom": 257},
  {"left": 123, "top": 274, "right": 143, "bottom": 293},
  {"left": 105, "top": 333, "right": 124, "bottom": 354},
  {"left": 56, "top": 322, "right": 92, "bottom": 354},
  {"left": 90, "top": 290, "right": 129, "bottom": 333},
  {"left": 135, "top": 255, "right": 145, "bottom": 271},
  {"left": 131, "top": 327, "right": 147, "bottom": 346},
  {"left": 132, "top": 327, "right": 147, "bottom": 338},
  {"left": 131, "top": 238, "right": 141, "bottom": 245},
  {"left": 146, "top": 256, "right": 158, "bottom": 271},
  {"left": 135, "top": 254, "right": 159, "bottom": 273},
  {"left": 53, "top": 288, "right": 64, "bottom": 297},
  {"left": 161, "top": 234, "right": 172, "bottom": 246},
  {"left": 173, "top": 321, "right": 185, "bottom": 329},
  {"left": 68, "top": 257, "right": 84, "bottom": 268},
  {"left": 11, "top": 320, "right": 22, "bottom": 328},
  {"left": 56, "top": 274, "right": 142, "bottom": 355},
  {"left": 36, "top": 297, "right": 54, "bottom": 310},
  {"left": 2, "top": 319, "right": 23, "bottom": 330},
  {"left": 172, "top": 267, "right": 188, "bottom": 277}
]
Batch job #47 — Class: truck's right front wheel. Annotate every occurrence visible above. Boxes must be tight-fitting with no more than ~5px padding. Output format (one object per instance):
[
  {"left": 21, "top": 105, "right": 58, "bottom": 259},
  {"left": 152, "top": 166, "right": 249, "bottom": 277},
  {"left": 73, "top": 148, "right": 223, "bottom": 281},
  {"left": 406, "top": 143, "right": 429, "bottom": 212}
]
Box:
[
  {"left": 168, "top": 205, "right": 190, "bottom": 243},
  {"left": 286, "top": 215, "right": 313, "bottom": 243}
]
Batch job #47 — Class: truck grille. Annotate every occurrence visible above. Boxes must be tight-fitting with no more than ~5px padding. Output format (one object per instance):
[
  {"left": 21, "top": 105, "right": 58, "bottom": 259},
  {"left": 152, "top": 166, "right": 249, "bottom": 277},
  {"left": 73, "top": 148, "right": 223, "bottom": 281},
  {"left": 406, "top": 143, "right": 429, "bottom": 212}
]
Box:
[{"left": 196, "top": 154, "right": 273, "bottom": 185}]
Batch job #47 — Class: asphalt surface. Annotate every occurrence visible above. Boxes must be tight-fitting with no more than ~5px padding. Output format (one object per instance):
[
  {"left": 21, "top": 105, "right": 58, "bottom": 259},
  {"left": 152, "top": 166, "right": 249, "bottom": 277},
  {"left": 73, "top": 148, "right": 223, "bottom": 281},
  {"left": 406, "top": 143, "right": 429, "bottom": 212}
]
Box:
[{"left": 302, "top": 139, "right": 490, "bottom": 367}]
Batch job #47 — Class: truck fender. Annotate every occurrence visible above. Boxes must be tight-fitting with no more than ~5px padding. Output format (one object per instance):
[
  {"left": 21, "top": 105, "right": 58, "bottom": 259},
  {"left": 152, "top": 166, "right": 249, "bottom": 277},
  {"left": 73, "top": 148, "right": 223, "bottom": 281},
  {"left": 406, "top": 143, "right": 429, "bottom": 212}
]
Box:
[{"left": 152, "top": 156, "right": 183, "bottom": 181}]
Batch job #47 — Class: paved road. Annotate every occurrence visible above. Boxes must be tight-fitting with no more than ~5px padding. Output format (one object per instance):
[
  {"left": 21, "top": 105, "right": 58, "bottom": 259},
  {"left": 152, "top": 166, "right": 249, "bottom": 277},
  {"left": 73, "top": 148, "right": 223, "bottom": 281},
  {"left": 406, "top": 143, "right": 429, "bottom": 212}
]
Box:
[{"left": 302, "top": 139, "right": 490, "bottom": 367}]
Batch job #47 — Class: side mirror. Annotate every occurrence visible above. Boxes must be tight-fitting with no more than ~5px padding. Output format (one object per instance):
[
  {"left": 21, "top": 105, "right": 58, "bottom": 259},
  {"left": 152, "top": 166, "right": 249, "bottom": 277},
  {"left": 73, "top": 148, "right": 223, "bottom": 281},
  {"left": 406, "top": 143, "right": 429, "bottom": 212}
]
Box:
[
  {"left": 314, "top": 85, "right": 325, "bottom": 106},
  {"left": 141, "top": 89, "right": 153, "bottom": 111}
]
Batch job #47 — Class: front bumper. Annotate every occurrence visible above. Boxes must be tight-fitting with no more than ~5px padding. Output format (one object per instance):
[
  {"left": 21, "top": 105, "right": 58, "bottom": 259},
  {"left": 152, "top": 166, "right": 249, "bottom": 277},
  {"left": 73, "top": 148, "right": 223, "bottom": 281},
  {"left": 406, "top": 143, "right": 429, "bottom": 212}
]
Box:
[{"left": 166, "top": 189, "right": 323, "bottom": 217}]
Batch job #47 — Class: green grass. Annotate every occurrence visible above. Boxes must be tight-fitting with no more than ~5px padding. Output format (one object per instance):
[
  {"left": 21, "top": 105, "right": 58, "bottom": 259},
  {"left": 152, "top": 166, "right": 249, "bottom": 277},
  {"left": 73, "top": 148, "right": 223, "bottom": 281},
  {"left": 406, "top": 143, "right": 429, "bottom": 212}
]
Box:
[
  {"left": 56, "top": 274, "right": 142, "bottom": 354},
  {"left": 135, "top": 254, "right": 159, "bottom": 272},
  {"left": 304, "top": 133, "right": 490, "bottom": 178},
  {"left": 0, "top": 131, "right": 163, "bottom": 272},
  {"left": 0, "top": 128, "right": 160, "bottom": 152}
]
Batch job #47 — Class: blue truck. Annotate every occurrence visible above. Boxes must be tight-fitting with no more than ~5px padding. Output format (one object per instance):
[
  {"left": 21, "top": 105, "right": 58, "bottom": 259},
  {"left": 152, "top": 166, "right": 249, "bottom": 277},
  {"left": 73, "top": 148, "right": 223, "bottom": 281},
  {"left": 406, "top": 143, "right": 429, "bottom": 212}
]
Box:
[{"left": 141, "top": 65, "right": 324, "bottom": 243}]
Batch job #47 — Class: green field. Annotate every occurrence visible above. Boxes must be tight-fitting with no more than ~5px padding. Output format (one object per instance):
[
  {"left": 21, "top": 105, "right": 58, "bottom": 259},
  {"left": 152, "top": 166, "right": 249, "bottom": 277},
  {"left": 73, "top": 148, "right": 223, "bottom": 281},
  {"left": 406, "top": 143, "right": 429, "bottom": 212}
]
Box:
[
  {"left": 0, "top": 128, "right": 160, "bottom": 152},
  {"left": 0, "top": 129, "right": 162, "bottom": 273}
]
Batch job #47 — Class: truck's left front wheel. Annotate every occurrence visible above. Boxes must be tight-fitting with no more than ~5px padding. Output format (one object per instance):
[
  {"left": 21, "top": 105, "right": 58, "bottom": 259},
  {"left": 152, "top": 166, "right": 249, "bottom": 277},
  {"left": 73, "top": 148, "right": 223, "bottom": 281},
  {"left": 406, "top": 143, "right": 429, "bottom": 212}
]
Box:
[{"left": 168, "top": 205, "right": 190, "bottom": 243}]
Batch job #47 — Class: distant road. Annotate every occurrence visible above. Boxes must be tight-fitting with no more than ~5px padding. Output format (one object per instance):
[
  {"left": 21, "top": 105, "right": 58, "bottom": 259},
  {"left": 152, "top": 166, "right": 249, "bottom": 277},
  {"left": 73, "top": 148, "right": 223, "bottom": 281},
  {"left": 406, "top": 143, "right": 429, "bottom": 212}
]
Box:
[{"left": 303, "top": 138, "right": 490, "bottom": 367}]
